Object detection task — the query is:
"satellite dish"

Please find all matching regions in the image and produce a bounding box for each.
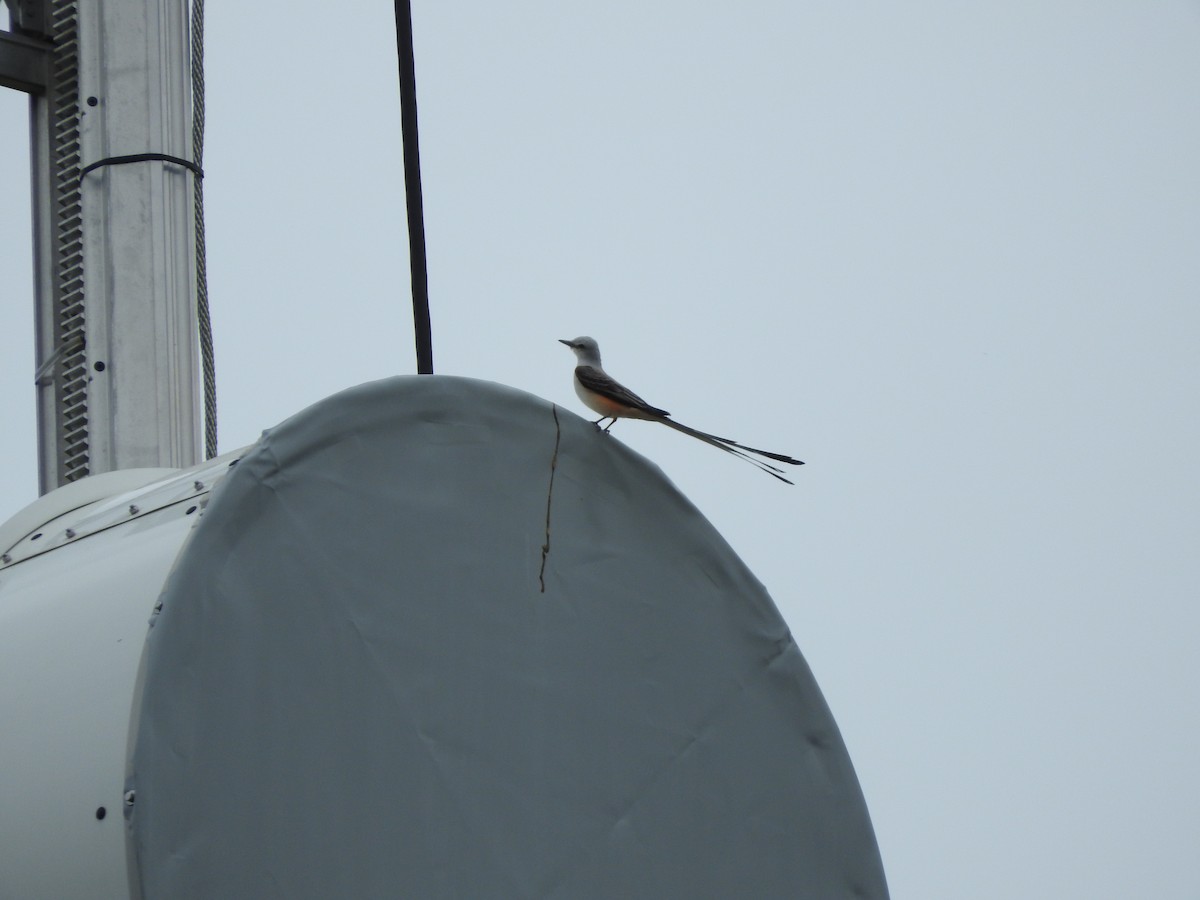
[129,376,887,897]
[1,376,887,898]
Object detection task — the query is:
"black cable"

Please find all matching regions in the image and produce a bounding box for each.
[393,0,434,375]
[78,152,203,181]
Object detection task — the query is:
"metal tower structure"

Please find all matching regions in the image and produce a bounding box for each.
[1,0,201,494]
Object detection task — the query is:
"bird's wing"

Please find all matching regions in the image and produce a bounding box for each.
[575,366,670,417]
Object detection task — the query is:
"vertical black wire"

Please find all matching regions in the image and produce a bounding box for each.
[393,0,434,375]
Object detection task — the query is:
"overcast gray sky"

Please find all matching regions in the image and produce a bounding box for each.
[3,2,1199,897]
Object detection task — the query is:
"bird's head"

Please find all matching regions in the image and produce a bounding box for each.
[559,336,602,367]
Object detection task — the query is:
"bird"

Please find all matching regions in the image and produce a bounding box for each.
[559,336,804,484]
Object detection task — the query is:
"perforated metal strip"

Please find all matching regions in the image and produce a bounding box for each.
[50,0,89,482]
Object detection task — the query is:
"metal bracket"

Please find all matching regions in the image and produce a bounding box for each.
[3,0,51,38]
[0,28,52,93]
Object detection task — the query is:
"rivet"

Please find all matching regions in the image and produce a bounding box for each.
[1,553,11,564]
[129,504,140,515]
[31,533,42,541]
[193,480,205,491]
[185,505,197,515]
[124,790,136,806]
[65,528,76,539]
[95,806,107,820]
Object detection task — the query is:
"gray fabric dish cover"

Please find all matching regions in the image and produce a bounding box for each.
[127,375,888,899]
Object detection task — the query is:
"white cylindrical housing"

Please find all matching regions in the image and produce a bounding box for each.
[0,455,236,899]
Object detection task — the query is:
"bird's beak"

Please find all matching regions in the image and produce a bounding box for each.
[558,339,573,348]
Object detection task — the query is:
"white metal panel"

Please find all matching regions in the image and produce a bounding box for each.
[0,450,242,900]
[0,455,235,569]
[0,506,190,899]
[0,469,175,564]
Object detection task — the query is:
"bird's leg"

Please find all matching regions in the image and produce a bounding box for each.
[591,416,609,431]
[602,419,617,433]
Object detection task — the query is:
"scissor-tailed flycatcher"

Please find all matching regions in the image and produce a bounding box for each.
[559,336,804,484]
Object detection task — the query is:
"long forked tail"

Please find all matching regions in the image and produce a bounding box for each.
[657,418,804,485]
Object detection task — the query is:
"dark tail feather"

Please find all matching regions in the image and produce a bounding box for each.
[726,442,805,467]
[658,418,803,484]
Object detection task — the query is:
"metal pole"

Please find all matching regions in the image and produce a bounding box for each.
[10,0,203,490]
[75,0,201,476]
